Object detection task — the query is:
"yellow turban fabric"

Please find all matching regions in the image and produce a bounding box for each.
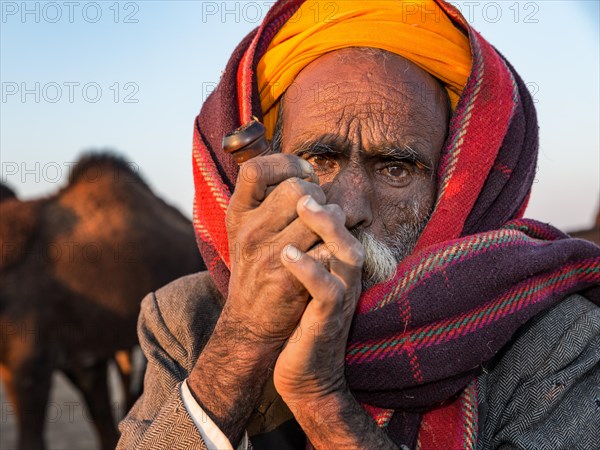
[257,0,473,138]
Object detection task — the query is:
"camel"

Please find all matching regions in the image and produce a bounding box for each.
[0,153,204,449]
[0,183,16,202]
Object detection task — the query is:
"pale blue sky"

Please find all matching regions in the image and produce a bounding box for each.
[1,1,598,231]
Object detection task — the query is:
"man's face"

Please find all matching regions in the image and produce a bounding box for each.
[277,48,449,287]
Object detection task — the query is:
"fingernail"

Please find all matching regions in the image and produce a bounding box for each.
[303,195,322,212]
[299,159,314,175]
[283,244,302,262]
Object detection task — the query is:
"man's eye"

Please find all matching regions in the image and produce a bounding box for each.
[306,155,337,175]
[380,164,410,180]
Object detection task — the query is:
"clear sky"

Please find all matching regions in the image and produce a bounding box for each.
[1,1,598,231]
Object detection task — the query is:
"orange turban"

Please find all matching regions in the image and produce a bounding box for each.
[257,0,473,138]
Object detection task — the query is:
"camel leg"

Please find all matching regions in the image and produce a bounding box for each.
[114,350,133,410]
[130,347,147,405]
[63,360,119,450]
[132,345,148,406]
[114,346,146,412]
[1,354,53,450]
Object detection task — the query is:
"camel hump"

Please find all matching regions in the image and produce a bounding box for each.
[0,183,17,202]
[67,152,149,190]
[0,197,40,272]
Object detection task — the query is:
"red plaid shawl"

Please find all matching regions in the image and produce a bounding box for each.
[191,1,600,448]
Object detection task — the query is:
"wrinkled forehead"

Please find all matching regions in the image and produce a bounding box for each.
[285,49,447,115]
[280,48,450,148]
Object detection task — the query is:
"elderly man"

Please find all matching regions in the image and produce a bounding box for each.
[119,1,600,449]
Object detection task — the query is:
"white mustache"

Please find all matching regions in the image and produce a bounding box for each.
[351,203,430,290]
[352,230,398,289]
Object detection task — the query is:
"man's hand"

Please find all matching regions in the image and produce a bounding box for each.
[274,195,399,449]
[223,154,324,345]
[188,154,327,445]
[273,194,363,401]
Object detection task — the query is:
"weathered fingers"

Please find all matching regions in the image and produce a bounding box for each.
[294,195,365,287]
[231,154,316,209]
[260,177,326,232]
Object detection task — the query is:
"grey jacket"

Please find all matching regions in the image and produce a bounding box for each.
[118,271,600,449]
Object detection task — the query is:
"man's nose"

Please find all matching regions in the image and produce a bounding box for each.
[324,165,373,230]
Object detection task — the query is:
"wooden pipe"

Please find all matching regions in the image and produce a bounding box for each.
[222,117,272,164]
[223,117,318,186]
